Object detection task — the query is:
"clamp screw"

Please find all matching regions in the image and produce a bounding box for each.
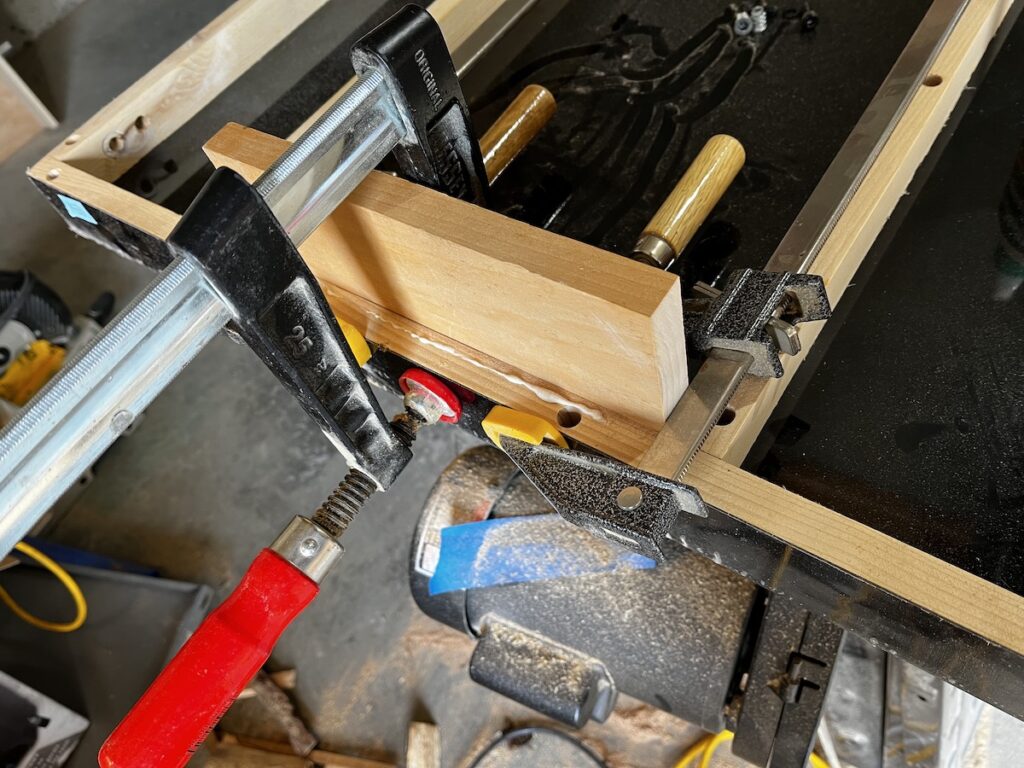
[617,486,643,511]
[733,10,754,36]
[311,369,462,538]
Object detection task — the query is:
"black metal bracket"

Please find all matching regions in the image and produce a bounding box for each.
[500,437,707,562]
[733,597,843,768]
[353,4,489,205]
[169,168,411,488]
[686,269,831,378]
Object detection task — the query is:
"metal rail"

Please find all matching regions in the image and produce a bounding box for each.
[654,0,971,481]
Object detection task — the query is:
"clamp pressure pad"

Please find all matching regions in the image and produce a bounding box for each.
[353,5,488,205]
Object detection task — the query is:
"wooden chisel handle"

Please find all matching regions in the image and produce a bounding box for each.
[633,134,745,268]
[480,84,557,183]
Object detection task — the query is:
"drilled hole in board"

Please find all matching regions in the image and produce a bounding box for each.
[557,408,582,429]
[134,115,151,131]
[922,74,943,87]
[717,407,736,426]
[106,134,125,154]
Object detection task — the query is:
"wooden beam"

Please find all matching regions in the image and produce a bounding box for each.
[406,723,441,768]
[0,57,57,164]
[204,122,687,430]
[52,0,334,180]
[686,451,1024,659]
[700,0,1014,465]
[43,0,535,179]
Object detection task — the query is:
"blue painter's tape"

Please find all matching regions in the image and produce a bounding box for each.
[428,513,656,595]
[57,194,98,225]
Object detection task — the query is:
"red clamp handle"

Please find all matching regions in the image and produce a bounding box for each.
[99,549,318,768]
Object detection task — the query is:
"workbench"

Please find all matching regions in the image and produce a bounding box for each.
[7,0,1024,763]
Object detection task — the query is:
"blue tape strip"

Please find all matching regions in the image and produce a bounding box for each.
[57,194,98,225]
[428,514,655,595]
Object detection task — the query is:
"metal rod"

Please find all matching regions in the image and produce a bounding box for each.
[0,69,410,558]
[256,67,404,243]
[0,257,229,555]
[638,349,752,480]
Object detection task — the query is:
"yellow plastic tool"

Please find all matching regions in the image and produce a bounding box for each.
[482,406,568,449]
[0,340,66,406]
[336,317,372,367]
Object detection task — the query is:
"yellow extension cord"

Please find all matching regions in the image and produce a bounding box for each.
[675,729,830,768]
[0,542,87,632]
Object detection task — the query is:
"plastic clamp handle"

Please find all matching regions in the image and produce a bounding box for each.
[99,549,319,768]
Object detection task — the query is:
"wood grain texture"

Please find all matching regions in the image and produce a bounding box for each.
[406,723,441,768]
[52,0,333,180]
[215,733,394,768]
[641,134,744,253]
[686,451,1024,657]
[205,122,688,428]
[701,0,1014,464]
[0,56,57,164]
[480,84,556,182]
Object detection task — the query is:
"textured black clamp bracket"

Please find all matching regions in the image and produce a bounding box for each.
[688,269,831,378]
[352,4,488,205]
[169,168,412,489]
[500,437,708,562]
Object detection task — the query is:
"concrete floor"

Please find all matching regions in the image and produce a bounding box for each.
[0,1,706,765]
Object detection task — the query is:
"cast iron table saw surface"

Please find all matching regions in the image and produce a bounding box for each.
[758,7,1024,598]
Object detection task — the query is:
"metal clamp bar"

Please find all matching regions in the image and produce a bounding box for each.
[0,256,229,555]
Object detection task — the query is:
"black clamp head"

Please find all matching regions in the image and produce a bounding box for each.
[169,169,412,490]
[687,269,831,378]
[352,5,488,205]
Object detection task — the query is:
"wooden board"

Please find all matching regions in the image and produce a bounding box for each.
[406,723,441,768]
[51,0,333,180]
[46,0,535,178]
[686,451,1024,659]
[0,56,57,164]
[204,122,687,429]
[700,0,1015,465]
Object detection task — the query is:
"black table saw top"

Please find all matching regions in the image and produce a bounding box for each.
[754,5,1024,598]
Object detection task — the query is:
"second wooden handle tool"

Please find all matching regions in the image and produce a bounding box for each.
[632,134,745,269]
[480,84,557,183]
